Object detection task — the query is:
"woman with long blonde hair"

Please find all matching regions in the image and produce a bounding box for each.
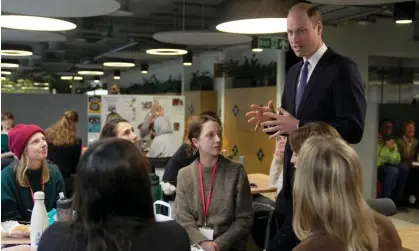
[1,124,65,221]
[45,111,79,146]
[45,111,81,196]
[292,136,401,251]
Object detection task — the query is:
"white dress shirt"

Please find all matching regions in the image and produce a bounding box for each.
[297,43,328,88]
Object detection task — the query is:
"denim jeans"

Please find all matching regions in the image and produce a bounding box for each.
[378,164,409,202]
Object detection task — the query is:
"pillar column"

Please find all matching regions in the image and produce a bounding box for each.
[276,50,286,108]
[182,61,196,94]
[213,52,228,124]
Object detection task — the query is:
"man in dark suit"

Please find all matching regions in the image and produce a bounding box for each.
[246,3,366,251]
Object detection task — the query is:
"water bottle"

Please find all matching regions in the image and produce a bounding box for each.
[30,191,48,248]
[56,192,73,221]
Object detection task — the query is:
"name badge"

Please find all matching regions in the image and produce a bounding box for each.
[199,227,214,240]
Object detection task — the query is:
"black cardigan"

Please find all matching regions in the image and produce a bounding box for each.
[47,139,82,179]
[162,143,198,186]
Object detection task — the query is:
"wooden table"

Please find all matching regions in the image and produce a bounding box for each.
[397,227,419,251]
[248,173,277,195]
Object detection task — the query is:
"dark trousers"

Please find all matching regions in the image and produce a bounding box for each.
[267,192,300,251]
[377,164,409,203]
[406,168,419,203]
[253,194,275,207]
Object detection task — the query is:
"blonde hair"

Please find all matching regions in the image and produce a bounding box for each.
[14,151,50,188]
[45,111,79,146]
[288,122,341,154]
[293,136,378,251]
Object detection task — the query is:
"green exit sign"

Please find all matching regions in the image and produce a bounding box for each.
[258,37,289,51]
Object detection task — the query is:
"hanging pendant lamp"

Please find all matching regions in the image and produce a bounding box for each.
[216,0,295,34]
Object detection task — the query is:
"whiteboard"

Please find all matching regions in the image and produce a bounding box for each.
[96,95,185,143]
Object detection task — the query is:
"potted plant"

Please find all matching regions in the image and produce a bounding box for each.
[164,75,182,93]
[223,54,277,88]
[189,71,214,91]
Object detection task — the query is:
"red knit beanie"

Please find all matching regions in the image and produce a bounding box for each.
[8,124,44,160]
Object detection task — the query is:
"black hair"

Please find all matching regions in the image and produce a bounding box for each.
[100,119,130,139]
[69,138,154,251]
[1,112,14,121]
[1,112,15,130]
[379,118,394,131]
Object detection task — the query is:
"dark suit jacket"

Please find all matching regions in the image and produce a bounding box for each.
[270,48,367,251]
[278,47,366,207]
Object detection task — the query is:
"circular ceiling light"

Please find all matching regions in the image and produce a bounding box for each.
[2,0,120,18]
[77,70,104,76]
[140,64,149,74]
[103,58,135,68]
[146,48,187,56]
[183,52,193,66]
[61,76,83,80]
[1,15,77,31]
[1,44,33,57]
[1,71,12,75]
[34,82,49,86]
[251,36,263,52]
[394,2,415,25]
[1,59,19,68]
[2,29,67,42]
[216,0,289,34]
[114,70,121,80]
[217,18,287,34]
[395,20,413,24]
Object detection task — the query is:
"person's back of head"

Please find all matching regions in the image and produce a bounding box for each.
[288,122,341,154]
[45,111,79,146]
[71,138,154,251]
[293,136,378,251]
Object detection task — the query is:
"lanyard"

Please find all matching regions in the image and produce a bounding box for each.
[198,161,217,227]
[29,180,45,205]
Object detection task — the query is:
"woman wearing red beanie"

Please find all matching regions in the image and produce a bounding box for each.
[1,124,65,221]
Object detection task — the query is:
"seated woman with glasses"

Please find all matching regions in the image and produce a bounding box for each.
[291,136,401,251]
[174,115,253,251]
[38,138,190,251]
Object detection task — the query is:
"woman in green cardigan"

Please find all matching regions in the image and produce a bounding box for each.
[1,124,65,221]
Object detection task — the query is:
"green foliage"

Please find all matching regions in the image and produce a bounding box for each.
[123,74,181,94]
[223,54,277,88]
[189,71,214,91]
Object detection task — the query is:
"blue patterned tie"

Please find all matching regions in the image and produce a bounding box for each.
[295,60,309,113]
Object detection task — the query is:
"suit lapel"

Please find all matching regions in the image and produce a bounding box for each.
[296,48,334,118]
[289,61,303,116]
